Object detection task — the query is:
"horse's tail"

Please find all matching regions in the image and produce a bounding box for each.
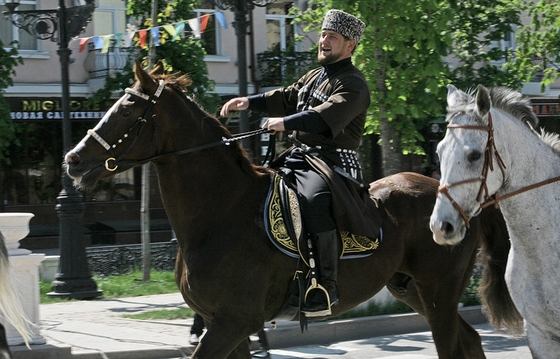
[478,206,524,335]
[0,231,32,346]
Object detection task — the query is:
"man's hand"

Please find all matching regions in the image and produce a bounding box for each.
[262,117,285,135]
[220,97,249,117]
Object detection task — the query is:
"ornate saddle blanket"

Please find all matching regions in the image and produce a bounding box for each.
[264,173,381,260]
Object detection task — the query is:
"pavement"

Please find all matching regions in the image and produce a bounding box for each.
[9,292,531,359]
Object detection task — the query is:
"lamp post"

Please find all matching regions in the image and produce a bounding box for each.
[210,0,276,152]
[3,0,102,299]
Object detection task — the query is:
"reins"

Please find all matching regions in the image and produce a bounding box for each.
[438,111,560,228]
[86,80,273,171]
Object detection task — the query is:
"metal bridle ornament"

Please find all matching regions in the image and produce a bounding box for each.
[437,111,560,228]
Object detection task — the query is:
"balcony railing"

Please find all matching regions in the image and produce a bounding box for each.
[84,40,134,78]
[257,49,317,87]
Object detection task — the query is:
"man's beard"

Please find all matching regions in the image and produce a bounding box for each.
[318,51,340,65]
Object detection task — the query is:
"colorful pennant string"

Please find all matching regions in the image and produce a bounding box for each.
[76,12,228,53]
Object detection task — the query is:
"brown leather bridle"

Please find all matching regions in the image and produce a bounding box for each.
[437,111,560,228]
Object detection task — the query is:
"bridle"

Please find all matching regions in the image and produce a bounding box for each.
[85,79,272,172]
[87,80,166,172]
[437,111,560,228]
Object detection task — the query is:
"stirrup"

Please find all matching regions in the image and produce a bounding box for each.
[302,279,333,317]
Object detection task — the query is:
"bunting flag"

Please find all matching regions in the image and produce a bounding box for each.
[79,37,89,52]
[76,12,229,52]
[163,24,176,38]
[215,11,227,29]
[151,27,160,46]
[199,14,210,33]
[92,36,104,50]
[138,29,147,48]
[114,33,123,48]
[124,31,135,48]
[174,22,185,41]
[102,35,112,53]
[187,18,200,38]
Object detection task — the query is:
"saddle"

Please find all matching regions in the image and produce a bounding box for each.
[264,172,381,262]
[265,171,382,325]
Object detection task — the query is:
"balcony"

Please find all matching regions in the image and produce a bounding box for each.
[256,49,316,87]
[84,40,134,79]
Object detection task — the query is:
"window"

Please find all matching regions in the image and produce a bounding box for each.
[193,0,221,56]
[266,2,299,52]
[489,25,516,66]
[0,0,39,50]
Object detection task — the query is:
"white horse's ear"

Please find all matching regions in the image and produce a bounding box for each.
[475,85,491,120]
[447,84,466,108]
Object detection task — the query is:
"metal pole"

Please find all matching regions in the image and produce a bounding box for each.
[49,0,101,299]
[232,0,251,152]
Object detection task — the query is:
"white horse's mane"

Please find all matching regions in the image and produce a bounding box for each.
[448,86,560,156]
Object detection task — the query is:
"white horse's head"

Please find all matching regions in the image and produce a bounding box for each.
[430,85,507,245]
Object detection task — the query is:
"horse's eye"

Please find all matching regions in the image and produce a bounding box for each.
[467,150,482,162]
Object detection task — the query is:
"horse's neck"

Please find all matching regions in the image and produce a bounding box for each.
[498,118,560,196]
[153,154,269,236]
[495,119,560,262]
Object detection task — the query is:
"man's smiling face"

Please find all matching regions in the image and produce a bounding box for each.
[318,29,355,65]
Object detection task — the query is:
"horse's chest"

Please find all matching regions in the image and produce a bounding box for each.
[506,246,560,333]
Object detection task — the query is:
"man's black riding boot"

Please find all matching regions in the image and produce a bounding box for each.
[302,229,339,315]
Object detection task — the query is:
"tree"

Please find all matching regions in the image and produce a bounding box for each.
[507,0,560,90]
[298,0,452,176]
[0,40,22,163]
[448,0,524,90]
[296,0,524,177]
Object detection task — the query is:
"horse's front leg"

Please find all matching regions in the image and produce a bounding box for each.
[190,313,262,359]
[0,324,12,359]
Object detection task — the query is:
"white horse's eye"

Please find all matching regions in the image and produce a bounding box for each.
[467,150,482,162]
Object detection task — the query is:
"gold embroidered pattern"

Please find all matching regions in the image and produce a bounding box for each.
[269,174,298,252]
[340,232,379,254]
[267,174,379,258]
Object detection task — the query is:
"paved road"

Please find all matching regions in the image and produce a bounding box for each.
[263,324,530,358]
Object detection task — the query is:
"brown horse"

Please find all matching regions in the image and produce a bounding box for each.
[64,62,518,359]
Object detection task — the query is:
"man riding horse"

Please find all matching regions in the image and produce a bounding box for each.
[220,9,379,317]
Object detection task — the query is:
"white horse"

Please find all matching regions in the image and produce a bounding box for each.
[0,232,31,359]
[430,84,560,358]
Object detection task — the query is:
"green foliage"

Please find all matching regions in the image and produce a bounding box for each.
[294,0,526,164]
[92,0,218,113]
[506,0,560,90]
[448,0,524,90]
[0,40,22,162]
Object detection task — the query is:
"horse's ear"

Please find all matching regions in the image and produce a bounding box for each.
[134,59,157,92]
[446,84,467,109]
[475,85,491,119]
[150,60,165,76]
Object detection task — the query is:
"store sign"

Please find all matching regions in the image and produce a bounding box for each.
[6,97,108,122]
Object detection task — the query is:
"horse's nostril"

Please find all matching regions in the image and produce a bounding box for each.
[441,221,454,235]
[66,152,80,164]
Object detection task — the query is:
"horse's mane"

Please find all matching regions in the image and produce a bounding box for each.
[451,86,560,156]
[150,72,269,177]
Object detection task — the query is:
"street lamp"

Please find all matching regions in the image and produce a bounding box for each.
[3,0,102,299]
[211,0,276,152]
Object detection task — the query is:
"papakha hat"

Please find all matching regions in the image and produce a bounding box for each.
[321,9,366,43]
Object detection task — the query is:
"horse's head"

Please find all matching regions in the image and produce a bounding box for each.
[65,60,179,189]
[430,84,506,245]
